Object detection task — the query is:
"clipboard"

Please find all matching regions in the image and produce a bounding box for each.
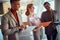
[39,21,52,27]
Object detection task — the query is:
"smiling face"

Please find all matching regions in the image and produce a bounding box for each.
[44,3,51,11]
[11,1,20,11]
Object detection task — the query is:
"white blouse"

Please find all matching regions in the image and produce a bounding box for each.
[28,14,40,26]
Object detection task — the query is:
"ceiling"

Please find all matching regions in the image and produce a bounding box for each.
[0,0,53,3]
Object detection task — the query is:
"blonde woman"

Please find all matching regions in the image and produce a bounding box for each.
[25,4,41,40]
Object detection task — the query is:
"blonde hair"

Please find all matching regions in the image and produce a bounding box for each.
[25,4,33,16]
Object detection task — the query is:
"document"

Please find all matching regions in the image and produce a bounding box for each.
[20,26,36,33]
[19,26,36,36]
[25,26,36,31]
[21,22,37,33]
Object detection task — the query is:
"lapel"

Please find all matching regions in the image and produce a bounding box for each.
[17,11,23,26]
[9,11,18,24]
[9,11,23,26]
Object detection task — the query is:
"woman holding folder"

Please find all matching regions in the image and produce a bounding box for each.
[25,4,42,40]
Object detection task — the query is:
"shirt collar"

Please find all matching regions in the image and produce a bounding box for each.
[10,8,17,14]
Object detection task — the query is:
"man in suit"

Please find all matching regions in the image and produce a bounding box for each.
[1,0,25,40]
[41,2,57,40]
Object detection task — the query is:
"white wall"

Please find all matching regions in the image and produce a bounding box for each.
[55,0,60,40]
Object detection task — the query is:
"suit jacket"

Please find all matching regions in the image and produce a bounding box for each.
[1,11,23,40]
[41,10,57,35]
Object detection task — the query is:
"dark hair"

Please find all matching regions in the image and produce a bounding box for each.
[25,4,33,16]
[44,2,50,6]
[10,0,20,4]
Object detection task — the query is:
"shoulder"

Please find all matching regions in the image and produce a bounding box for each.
[51,10,56,15]
[42,11,47,15]
[2,11,11,18]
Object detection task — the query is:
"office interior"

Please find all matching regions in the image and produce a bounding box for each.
[0,0,60,40]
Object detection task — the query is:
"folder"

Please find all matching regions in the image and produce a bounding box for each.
[39,21,52,27]
[19,26,36,37]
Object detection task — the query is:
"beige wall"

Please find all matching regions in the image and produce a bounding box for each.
[2,2,11,14]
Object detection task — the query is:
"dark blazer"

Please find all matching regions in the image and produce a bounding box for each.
[41,10,57,35]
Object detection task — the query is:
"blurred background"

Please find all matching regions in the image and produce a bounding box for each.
[0,0,60,40]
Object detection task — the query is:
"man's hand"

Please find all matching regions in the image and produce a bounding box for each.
[18,25,26,30]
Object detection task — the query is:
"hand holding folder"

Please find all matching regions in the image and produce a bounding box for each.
[39,21,52,27]
[35,21,52,30]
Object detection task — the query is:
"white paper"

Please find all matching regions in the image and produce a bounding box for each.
[18,26,36,37]
[25,26,36,31]
[20,26,36,34]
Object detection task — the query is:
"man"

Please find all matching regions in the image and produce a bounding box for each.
[41,2,57,40]
[1,0,24,40]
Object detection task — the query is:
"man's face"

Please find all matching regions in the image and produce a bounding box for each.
[12,1,20,11]
[44,3,51,11]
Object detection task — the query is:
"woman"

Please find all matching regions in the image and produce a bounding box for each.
[25,4,41,40]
